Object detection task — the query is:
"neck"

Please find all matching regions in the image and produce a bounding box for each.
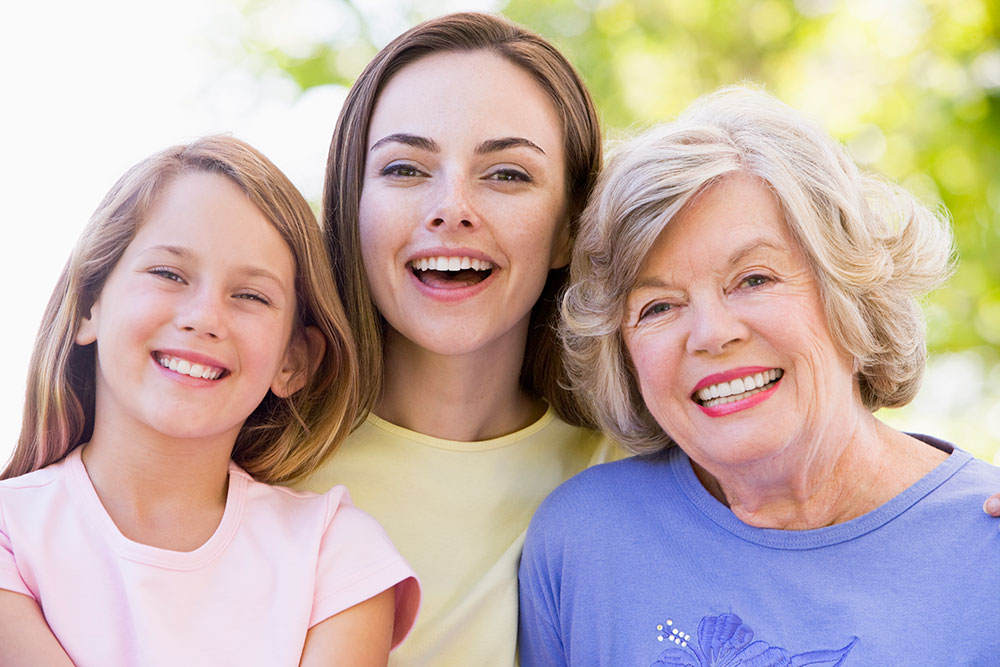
[376,324,546,441]
[693,413,948,530]
[82,414,235,550]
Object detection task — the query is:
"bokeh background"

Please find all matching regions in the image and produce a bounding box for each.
[3,0,999,467]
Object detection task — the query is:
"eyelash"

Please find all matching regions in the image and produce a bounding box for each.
[149,267,184,283]
[740,273,771,289]
[638,302,673,322]
[235,291,271,306]
[380,162,424,178]
[487,168,531,183]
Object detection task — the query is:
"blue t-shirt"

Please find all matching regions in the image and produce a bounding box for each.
[518,435,1000,666]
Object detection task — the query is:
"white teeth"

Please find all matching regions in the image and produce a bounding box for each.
[412,256,494,272]
[156,354,224,380]
[696,369,784,405]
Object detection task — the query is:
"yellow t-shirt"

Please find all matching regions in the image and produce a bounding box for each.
[293,406,617,666]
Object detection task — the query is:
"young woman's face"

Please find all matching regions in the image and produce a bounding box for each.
[76,171,303,443]
[358,50,569,359]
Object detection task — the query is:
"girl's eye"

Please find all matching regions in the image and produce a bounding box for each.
[638,302,672,321]
[487,168,531,183]
[380,162,423,178]
[149,267,184,283]
[235,292,272,306]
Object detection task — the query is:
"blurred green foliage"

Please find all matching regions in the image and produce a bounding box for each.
[238,0,1000,459]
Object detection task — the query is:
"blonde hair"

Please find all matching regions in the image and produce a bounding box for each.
[4,135,358,483]
[562,86,955,454]
[324,11,602,426]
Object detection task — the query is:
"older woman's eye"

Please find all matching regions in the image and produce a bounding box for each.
[638,302,672,321]
[741,274,771,288]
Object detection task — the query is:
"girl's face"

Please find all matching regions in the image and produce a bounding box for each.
[76,171,305,444]
[358,50,570,359]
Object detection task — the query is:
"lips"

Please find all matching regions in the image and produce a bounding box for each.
[407,254,495,288]
[694,368,784,407]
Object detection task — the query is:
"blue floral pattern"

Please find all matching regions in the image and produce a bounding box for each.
[651,613,857,667]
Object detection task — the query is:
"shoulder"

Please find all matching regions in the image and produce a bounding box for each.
[236,467,356,531]
[0,460,67,492]
[0,459,70,516]
[525,449,677,547]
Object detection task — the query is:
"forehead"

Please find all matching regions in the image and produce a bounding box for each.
[638,173,798,278]
[128,171,293,268]
[367,50,564,154]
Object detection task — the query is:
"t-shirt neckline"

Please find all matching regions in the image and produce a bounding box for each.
[366,404,557,451]
[670,434,970,549]
[66,447,247,569]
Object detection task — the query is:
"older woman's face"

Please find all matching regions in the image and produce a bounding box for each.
[621,173,856,470]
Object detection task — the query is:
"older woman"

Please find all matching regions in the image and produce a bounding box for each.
[518,87,1000,665]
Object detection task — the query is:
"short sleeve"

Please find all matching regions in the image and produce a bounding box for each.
[0,499,33,598]
[312,489,420,649]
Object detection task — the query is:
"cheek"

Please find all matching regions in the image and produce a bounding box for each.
[627,334,682,410]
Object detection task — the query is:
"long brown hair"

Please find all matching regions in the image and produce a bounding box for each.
[4,136,359,483]
[323,11,602,427]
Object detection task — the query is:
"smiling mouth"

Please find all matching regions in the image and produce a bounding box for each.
[154,353,228,380]
[409,256,494,288]
[694,369,783,407]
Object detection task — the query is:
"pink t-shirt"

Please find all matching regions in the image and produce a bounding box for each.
[0,447,420,666]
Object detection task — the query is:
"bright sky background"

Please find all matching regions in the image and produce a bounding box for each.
[0,0,490,467]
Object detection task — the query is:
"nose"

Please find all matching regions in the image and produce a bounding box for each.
[426,173,478,230]
[685,296,748,356]
[175,287,227,340]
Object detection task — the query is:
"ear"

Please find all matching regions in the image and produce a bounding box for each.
[75,300,101,346]
[549,213,572,270]
[271,325,326,398]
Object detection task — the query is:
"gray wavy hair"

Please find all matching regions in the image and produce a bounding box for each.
[561,86,955,454]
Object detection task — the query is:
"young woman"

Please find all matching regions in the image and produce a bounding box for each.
[293,12,613,665]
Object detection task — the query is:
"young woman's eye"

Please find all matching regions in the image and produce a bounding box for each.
[149,267,184,283]
[380,162,423,178]
[638,302,672,321]
[487,168,531,183]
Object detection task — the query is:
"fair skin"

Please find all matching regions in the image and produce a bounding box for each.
[359,50,571,441]
[622,173,948,529]
[0,171,392,666]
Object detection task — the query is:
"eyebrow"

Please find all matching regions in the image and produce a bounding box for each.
[475,137,546,155]
[369,133,439,153]
[368,133,546,156]
[628,237,786,293]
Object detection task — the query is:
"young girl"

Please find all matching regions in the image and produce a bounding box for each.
[0,136,419,666]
